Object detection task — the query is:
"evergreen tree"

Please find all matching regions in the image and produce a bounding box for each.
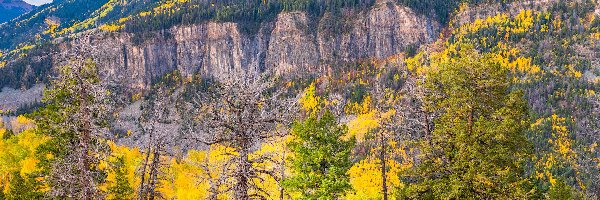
[284,110,356,199]
[400,46,532,199]
[107,157,135,200]
[31,59,114,199]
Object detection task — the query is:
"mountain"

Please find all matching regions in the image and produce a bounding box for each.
[0,0,457,90]
[0,0,600,198]
[0,0,34,23]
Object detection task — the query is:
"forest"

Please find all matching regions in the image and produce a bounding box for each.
[0,0,600,199]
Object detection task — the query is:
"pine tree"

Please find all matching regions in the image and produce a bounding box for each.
[284,110,355,199]
[400,46,532,199]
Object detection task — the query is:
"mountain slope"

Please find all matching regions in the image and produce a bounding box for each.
[0,0,33,23]
[0,0,600,199]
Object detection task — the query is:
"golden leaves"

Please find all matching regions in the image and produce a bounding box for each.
[346,110,378,142]
[299,82,321,114]
[99,24,124,32]
[346,144,413,200]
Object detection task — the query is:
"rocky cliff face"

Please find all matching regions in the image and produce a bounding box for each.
[53,1,439,91]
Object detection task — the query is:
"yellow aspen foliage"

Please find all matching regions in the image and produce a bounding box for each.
[11,115,34,134]
[0,121,5,138]
[100,141,143,198]
[345,95,372,115]
[299,83,321,114]
[346,111,378,142]
[591,32,600,40]
[159,154,210,200]
[43,18,59,36]
[159,144,235,199]
[249,136,293,199]
[513,10,534,34]
[346,159,400,200]
[404,52,424,74]
[344,96,380,141]
[19,158,38,177]
[99,24,124,32]
[346,142,413,200]
[533,114,582,189]
[0,125,47,196]
[139,11,151,17]
[565,64,583,79]
[57,0,122,35]
[586,89,596,97]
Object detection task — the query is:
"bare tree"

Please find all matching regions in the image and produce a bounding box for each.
[136,74,183,200]
[182,74,295,199]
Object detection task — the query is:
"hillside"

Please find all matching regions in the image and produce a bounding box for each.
[0,0,599,199]
[0,0,33,23]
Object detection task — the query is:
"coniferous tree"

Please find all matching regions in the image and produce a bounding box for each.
[400,46,532,199]
[31,59,114,199]
[284,110,355,199]
[106,157,135,200]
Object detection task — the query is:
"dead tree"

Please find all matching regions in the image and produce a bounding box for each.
[136,74,183,200]
[182,75,295,199]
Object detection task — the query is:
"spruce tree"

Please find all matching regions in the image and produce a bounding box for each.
[284,110,356,199]
[107,157,134,200]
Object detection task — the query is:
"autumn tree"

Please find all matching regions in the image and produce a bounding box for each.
[400,46,532,199]
[284,110,355,199]
[530,114,585,199]
[374,89,400,200]
[0,117,46,199]
[183,75,294,199]
[31,59,114,199]
[102,141,144,200]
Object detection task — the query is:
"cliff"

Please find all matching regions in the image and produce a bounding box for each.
[52,1,439,91]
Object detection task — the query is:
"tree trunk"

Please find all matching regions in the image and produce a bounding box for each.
[148,147,161,200]
[279,150,286,200]
[380,130,388,200]
[234,139,250,200]
[79,79,93,200]
[138,139,153,200]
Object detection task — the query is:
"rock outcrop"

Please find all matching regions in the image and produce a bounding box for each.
[53,1,439,91]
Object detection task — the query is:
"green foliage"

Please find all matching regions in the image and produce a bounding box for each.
[30,59,110,198]
[0,0,109,50]
[400,46,532,199]
[284,110,356,199]
[124,0,375,34]
[0,4,30,24]
[0,42,56,89]
[4,171,44,200]
[106,157,135,200]
[547,179,575,200]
